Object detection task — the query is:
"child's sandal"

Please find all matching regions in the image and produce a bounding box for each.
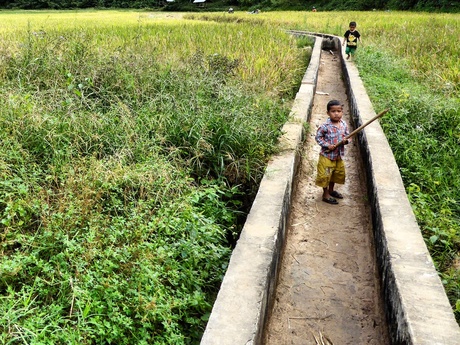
[322,197,338,205]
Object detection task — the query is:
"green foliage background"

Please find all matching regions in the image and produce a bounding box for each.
[0,0,459,11]
[1,7,459,344]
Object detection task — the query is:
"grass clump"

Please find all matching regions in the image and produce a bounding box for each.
[1,157,232,344]
[0,13,311,344]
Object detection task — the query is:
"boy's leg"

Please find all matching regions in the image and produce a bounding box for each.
[328,182,335,194]
[316,156,339,204]
[316,156,331,198]
[322,186,338,204]
[329,159,345,199]
[329,181,344,199]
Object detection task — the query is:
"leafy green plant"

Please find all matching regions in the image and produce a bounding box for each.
[0,11,311,343]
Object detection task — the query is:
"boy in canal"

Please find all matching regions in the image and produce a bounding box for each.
[315,100,350,205]
[342,21,361,60]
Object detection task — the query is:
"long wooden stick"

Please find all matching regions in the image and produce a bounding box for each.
[325,108,389,152]
[345,108,389,140]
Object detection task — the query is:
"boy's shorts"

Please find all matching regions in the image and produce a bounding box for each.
[345,46,357,55]
[315,155,345,187]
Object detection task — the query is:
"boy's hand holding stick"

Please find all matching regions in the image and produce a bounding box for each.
[327,108,389,152]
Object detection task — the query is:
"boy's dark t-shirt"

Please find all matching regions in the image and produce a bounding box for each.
[344,30,360,47]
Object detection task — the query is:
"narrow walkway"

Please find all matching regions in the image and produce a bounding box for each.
[263,52,389,344]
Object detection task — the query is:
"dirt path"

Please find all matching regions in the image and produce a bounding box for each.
[263,52,390,344]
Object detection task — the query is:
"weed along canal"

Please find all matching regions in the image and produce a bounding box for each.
[201,34,460,345]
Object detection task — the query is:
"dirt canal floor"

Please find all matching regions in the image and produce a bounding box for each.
[263,51,390,345]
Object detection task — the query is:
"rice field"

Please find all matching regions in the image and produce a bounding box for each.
[0,9,458,344]
[190,10,459,93]
[0,10,311,344]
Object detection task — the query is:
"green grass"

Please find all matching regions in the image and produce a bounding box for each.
[0,11,311,344]
[1,9,459,343]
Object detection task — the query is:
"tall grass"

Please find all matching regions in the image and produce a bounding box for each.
[195,11,459,93]
[0,10,310,344]
[0,10,305,95]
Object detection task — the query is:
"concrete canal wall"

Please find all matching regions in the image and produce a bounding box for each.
[200,33,460,345]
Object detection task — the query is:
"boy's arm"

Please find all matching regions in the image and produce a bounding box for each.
[340,122,350,145]
[316,126,337,151]
[315,126,330,148]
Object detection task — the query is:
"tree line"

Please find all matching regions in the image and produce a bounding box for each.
[0,0,458,11]
[302,0,459,11]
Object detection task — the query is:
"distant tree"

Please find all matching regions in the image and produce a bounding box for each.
[0,0,457,12]
[387,0,417,10]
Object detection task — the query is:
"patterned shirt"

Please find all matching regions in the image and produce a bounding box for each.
[315,118,349,161]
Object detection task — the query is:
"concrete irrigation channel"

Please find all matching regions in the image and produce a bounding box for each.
[200,33,460,345]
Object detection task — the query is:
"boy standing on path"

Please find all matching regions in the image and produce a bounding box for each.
[315,100,350,205]
[342,21,361,60]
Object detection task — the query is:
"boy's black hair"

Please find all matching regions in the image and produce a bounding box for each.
[349,21,357,27]
[327,100,342,111]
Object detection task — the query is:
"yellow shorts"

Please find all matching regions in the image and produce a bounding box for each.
[315,155,345,187]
